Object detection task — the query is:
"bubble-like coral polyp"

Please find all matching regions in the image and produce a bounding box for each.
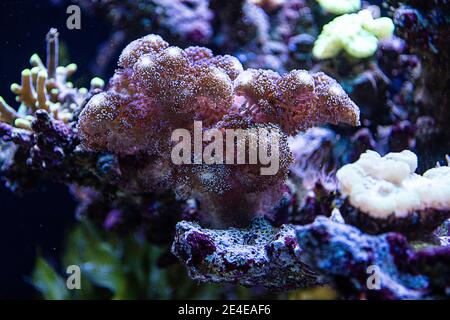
[337,150,450,218]
[316,0,361,15]
[313,9,395,59]
[78,34,360,227]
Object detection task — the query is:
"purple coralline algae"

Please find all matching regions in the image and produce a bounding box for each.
[171,218,320,289]
[296,216,450,299]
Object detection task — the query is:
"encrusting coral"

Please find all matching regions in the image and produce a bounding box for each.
[78,34,360,227]
[313,9,394,59]
[336,150,450,239]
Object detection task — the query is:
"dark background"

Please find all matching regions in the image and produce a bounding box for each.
[0,0,114,299]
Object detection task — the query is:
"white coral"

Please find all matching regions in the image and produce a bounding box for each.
[336,150,450,218]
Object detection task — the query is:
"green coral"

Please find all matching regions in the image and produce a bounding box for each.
[316,0,360,15]
[313,10,395,59]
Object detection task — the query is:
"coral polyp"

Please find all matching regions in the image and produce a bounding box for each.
[336,150,450,238]
[80,34,360,153]
[78,34,360,227]
[234,69,360,134]
[313,9,394,59]
[0,29,102,192]
[316,0,361,15]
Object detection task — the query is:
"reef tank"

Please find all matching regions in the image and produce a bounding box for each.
[0,0,449,304]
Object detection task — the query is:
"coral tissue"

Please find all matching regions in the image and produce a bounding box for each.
[78,34,360,227]
[337,150,450,237]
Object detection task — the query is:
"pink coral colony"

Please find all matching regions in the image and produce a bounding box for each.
[78,34,360,227]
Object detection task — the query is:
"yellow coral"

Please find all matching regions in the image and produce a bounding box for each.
[0,29,102,129]
[313,9,394,59]
[316,0,360,15]
[0,97,19,124]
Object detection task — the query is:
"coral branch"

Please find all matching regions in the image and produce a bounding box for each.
[45,28,59,79]
[0,96,19,124]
